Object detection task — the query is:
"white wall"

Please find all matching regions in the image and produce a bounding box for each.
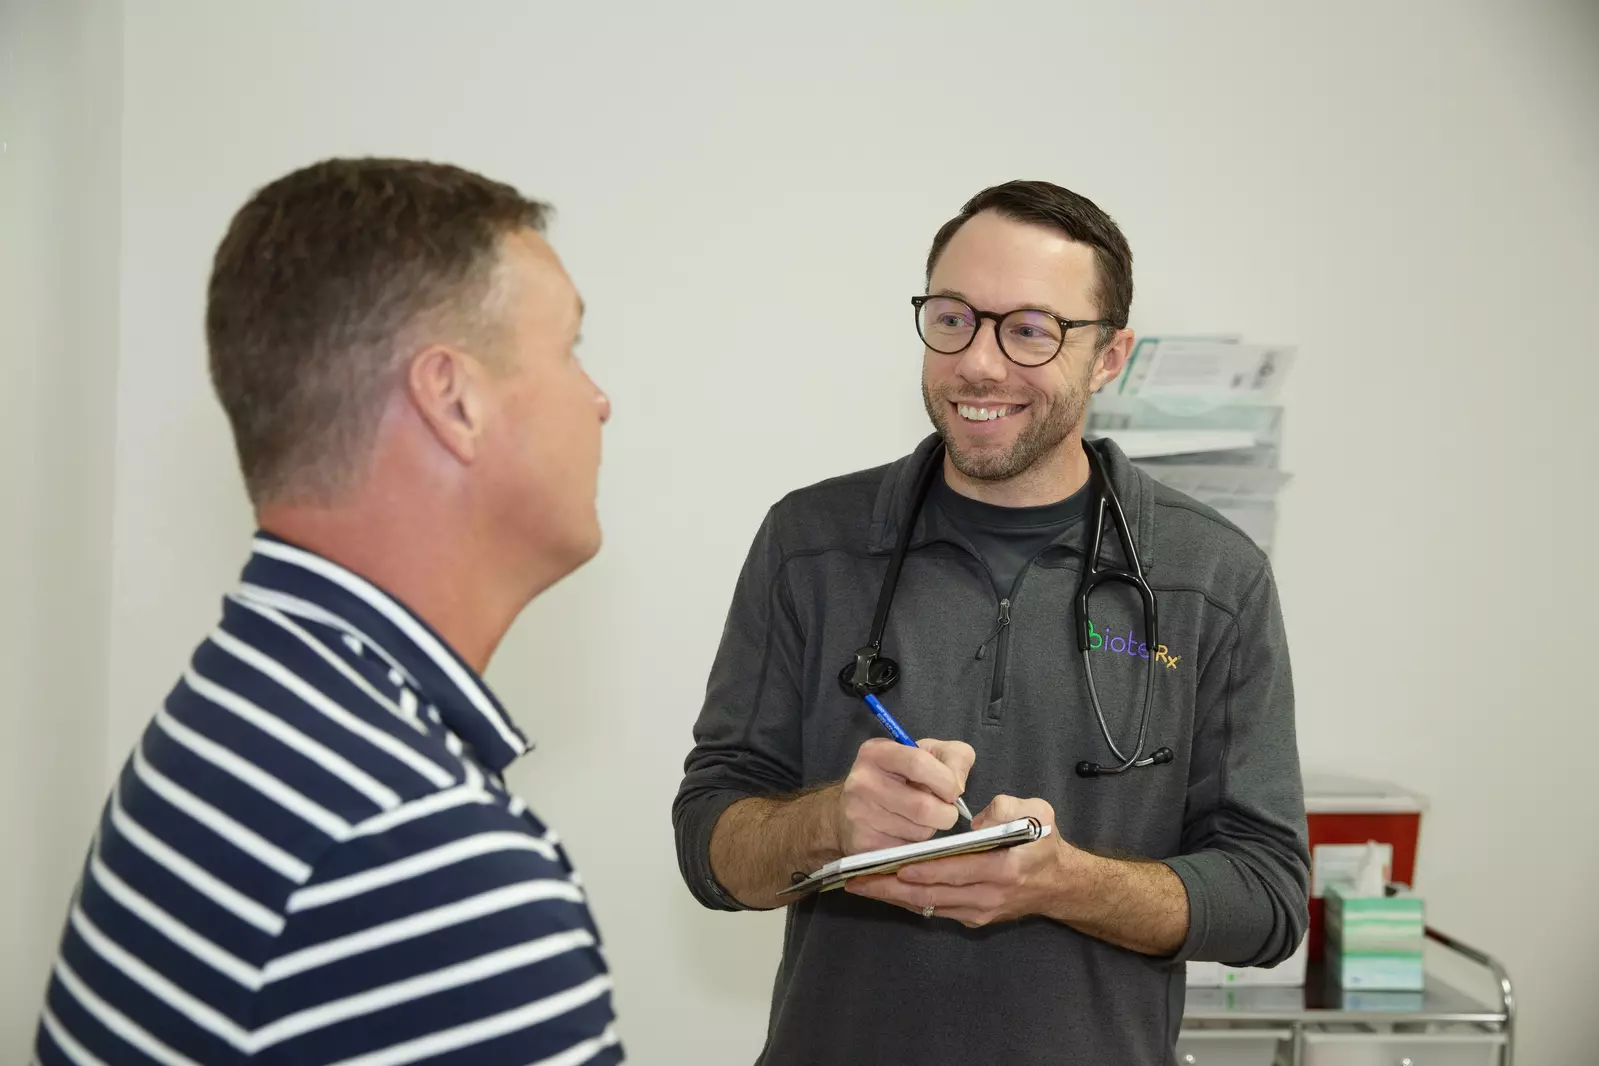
[22,0,1598,1061]
[0,0,122,1049]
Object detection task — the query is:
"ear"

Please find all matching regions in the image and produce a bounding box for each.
[1088,328,1136,394]
[405,344,486,464]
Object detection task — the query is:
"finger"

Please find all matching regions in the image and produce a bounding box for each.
[856,764,960,831]
[973,794,1055,831]
[856,799,941,845]
[848,886,1000,929]
[895,851,1004,887]
[886,788,959,833]
[854,776,959,835]
[866,741,962,802]
[917,739,976,791]
[935,907,992,928]
[844,875,926,914]
[972,794,1022,829]
[848,826,927,854]
[842,874,902,903]
[846,876,992,915]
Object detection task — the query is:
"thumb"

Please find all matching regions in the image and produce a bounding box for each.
[974,794,1057,832]
[973,793,1034,830]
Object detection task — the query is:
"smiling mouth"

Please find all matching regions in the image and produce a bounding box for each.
[954,402,1026,423]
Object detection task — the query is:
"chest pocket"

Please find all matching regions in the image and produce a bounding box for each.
[998,569,1193,759]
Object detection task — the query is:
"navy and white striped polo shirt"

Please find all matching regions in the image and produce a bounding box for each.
[33,534,623,1065]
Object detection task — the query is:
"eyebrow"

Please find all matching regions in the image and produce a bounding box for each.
[934,288,1077,321]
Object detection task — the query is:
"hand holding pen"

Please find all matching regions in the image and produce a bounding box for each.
[863,694,974,824]
[831,694,976,856]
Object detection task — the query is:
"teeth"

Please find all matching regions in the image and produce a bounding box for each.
[958,404,1012,422]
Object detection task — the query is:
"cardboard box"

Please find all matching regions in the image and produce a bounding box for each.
[1184,934,1308,987]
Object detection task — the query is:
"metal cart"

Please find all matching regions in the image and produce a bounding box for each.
[1177,927,1515,1065]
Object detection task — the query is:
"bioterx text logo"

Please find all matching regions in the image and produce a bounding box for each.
[1087,620,1181,669]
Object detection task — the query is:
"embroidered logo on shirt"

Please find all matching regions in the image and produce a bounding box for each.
[1086,619,1181,669]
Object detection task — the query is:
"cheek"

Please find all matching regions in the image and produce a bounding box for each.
[537,376,602,470]
[506,391,546,458]
[491,385,556,488]
[1011,368,1055,401]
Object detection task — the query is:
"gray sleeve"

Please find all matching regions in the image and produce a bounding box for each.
[672,506,808,911]
[1162,563,1311,967]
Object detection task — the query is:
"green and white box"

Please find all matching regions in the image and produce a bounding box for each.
[1324,885,1425,991]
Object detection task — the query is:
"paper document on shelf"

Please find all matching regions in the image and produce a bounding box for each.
[1098,429,1258,460]
[1142,442,1279,468]
[1133,333,1244,345]
[1088,395,1283,435]
[1087,398,1284,465]
[1118,339,1295,410]
[1135,464,1290,504]
[1095,333,1297,557]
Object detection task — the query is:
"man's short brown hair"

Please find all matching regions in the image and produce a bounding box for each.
[926,180,1134,345]
[206,157,549,505]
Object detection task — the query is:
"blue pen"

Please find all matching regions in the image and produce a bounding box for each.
[862,693,974,824]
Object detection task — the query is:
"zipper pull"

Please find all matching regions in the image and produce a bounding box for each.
[976,600,1012,660]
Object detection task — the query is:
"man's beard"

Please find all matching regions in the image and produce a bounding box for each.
[921,366,1094,482]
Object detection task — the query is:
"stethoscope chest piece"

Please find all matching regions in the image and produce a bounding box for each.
[838,645,899,698]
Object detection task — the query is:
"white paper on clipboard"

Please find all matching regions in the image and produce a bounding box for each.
[776,817,1050,897]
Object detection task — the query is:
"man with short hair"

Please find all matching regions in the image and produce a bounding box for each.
[34,158,622,1065]
[674,180,1309,1064]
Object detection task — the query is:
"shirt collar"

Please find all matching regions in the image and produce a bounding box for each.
[238,532,531,772]
[867,432,1159,568]
[930,464,1092,532]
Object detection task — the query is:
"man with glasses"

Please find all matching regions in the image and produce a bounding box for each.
[673,180,1308,1064]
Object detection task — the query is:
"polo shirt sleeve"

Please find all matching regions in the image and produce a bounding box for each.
[672,505,808,911]
[1163,562,1312,969]
[248,798,622,1065]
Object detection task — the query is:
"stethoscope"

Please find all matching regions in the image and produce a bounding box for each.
[838,438,1173,777]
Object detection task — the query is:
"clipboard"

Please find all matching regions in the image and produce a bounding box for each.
[776,816,1050,898]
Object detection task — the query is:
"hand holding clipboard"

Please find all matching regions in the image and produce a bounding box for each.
[808,690,1062,921]
[778,816,1051,897]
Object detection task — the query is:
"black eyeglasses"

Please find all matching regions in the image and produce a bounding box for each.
[912,294,1116,367]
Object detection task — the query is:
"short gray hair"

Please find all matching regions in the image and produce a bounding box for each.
[205,157,549,505]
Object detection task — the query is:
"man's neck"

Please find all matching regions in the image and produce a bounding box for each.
[256,504,526,673]
[942,433,1091,509]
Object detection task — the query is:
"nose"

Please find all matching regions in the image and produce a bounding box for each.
[955,319,1009,383]
[595,387,611,425]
